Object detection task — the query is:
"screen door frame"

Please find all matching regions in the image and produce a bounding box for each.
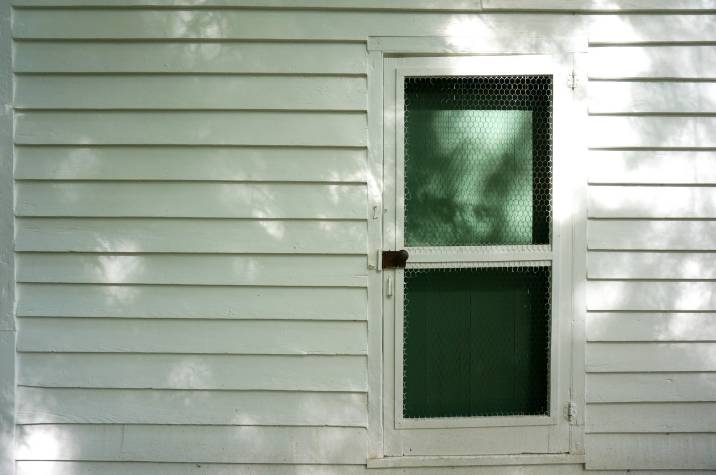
[382,54,574,456]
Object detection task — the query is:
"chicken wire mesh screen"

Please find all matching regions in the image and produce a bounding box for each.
[403,266,551,419]
[400,75,553,419]
[404,75,552,247]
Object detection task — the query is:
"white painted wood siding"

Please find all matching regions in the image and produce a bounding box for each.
[10,2,716,474]
[11,6,372,472]
[585,12,716,471]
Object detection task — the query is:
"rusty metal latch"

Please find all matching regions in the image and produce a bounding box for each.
[382,250,409,269]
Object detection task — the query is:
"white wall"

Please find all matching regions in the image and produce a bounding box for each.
[584,14,716,470]
[7,1,716,473]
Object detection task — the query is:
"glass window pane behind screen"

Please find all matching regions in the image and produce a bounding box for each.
[404,76,552,247]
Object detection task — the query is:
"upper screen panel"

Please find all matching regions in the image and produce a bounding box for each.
[403,75,552,247]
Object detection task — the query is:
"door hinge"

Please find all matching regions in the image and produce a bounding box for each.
[567,71,578,90]
[566,401,577,424]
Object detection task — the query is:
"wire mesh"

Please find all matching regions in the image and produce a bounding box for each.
[402,265,551,419]
[400,74,554,420]
[404,75,553,247]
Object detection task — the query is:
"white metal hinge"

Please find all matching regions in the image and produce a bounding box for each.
[566,401,577,424]
[567,71,578,90]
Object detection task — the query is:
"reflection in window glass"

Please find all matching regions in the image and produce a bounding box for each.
[404,76,552,247]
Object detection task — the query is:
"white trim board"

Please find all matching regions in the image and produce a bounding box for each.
[366,33,588,465]
[368,453,585,468]
[0,0,16,474]
[368,36,588,54]
[384,54,569,454]
[365,49,385,459]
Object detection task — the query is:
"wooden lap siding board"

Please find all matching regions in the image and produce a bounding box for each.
[7,2,716,474]
[11,9,371,471]
[585,12,716,471]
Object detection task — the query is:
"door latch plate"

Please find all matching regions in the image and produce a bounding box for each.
[382,250,409,269]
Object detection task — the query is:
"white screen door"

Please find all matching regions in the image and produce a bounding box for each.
[382,55,573,456]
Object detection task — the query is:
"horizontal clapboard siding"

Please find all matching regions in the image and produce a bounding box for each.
[11,462,594,475]
[589,151,716,185]
[588,281,716,311]
[587,313,716,342]
[589,46,716,79]
[15,9,715,45]
[589,81,716,114]
[12,22,371,470]
[588,116,716,149]
[16,253,367,286]
[17,284,366,319]
[588,220,716,251]
[486,0,716,11]
[587,342,716,372]
[18,353,367,391]
[588,14,716,43]
[14,146,367,182]
[587,373,716,403]
[15,75,367,111]
[588,251,716,279]
[14,41,367,74]
[11,9,580,42]
[16,387,367,426]
[17,318,367,355]
[16,218,367,253]
[12,5,716,473]
[15,182,367,219]
[585,14,716,471]
[15,111,367,146]
[14,462,371,475]
[15,425,368,464]
[587,402,716,433]
[8,0,716,9]
[589,185,716,219]
[585,433,716,470]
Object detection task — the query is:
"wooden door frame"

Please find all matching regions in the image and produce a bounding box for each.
[365,33,588,466]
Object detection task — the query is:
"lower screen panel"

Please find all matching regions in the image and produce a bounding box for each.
[403,266,551,419]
